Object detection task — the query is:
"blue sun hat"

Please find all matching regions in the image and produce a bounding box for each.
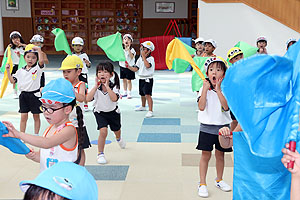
[40,78,75,104]
[19,162,98,199]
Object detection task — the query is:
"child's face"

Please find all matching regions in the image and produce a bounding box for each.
[123,37,132,46]
[207,62,225,87]
[41,103,70,125]
[204,43,215,54]
[72,44,83,53]
[257,41,267,48]
[62,69,81,83]
[229,54,244,64]
[140,46,150,55]
[97,69,112,84]
[25,52,37,67]
[12,37,20,46]
[195,42,202,50]
[32,42,43,47]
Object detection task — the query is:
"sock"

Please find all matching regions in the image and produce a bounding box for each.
[199,183,207,186]
[14,89,17,94]
[216,179,222,183]
[128,91,131,95]
[123,90,127,95]
[116,137,120,141]
[98,152,104,156]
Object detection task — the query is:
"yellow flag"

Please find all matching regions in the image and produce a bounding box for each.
[165,38,205,80]
[0,46,14,98]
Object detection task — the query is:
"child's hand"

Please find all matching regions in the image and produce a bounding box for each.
[282,143,300,176]
[203,79,210,91]
[1,121,21,139]
[31,46,40,51]
[83,58,90,65]
[5,64,10,71]
[215,77,223,92]
[219,127,232,138]
[95,77,100,86]
[25,149,36,160]
[125,45,130,51]
[104,76,110,88]
[15,51,20,57]
[8,44,12,48]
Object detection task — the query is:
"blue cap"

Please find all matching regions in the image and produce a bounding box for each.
[20,162,98,199]
[40,78,75,104]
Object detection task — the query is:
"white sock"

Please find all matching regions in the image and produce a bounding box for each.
[128,91,131,95]
[14,89,17,94]
[123,90,127,95]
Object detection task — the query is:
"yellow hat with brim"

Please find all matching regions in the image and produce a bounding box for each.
[24,44,37,53]
[59,55,83,70]
[227,47,243,61]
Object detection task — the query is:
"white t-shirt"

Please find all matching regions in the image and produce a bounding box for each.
[197,87,232,125]
[69,81,86,127]
[73,53,90,74]
[135,56,155,79]
[93,84,120,112]
[11,47,24,65]
[13,63,43,97]
[119,48,136,68]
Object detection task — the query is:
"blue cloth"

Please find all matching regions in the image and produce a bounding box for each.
[177,37,193,71]
[0,122,30,155]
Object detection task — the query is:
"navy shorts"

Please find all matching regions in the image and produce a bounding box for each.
[120,67,135,80]
[19,91,42,114]
[139,78,153,96]
[94,109,121,131]
[196,131,232,152]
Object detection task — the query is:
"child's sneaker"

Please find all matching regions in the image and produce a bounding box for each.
[97,153,107,164]
[135,106,146,111]
[198,184,209,197]
[118,138,126,149]
[122,91,127,97]
[127,93,132,99]
[214,179,231,192]
[84,104,89,112]
[145,111,153,118]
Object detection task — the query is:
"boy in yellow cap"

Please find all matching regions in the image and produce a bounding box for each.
[59,55,91,166]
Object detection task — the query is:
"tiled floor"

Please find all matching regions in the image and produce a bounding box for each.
[0,58,233,199]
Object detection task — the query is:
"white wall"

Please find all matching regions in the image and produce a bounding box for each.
[0,3,3,55]
[143,0,188,19]
[1,0,31,18]
[198,1,300,57]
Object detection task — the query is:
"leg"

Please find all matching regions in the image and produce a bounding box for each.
[98,127,108,153]
[127,80,132,92]
[199,150,212,185]
[215,149,225,180]
[79,149,86,166]
[141,96,146,107]
[113,129,121,140]
[20,113,29,133]
[123,79,128,93]
[32,114,41,134]
[145,95,153,111]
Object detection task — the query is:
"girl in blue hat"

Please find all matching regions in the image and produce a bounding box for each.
[3,78,84,172]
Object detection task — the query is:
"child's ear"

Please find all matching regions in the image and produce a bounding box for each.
[64,105,73,114]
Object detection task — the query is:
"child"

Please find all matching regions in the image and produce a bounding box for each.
[192,37,205,58]
[71,37,91,112]
[119,34,136,99]
[286,38,297,50]
[2,78,84,172]
[281,143,300,200]
[86,62,125,164]
[30,34,49,92]
[132,41,155,118]
[256,36,268,54]
[197,57,232,197]
[6,44,44,135]
[9,31,26,98]
[202,39,217,57]
[59,55,91,166]
[20,162,98,200]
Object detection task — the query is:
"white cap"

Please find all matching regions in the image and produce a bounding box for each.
[141,41,155,52]
[10,31,21,39]
[123,34,133,41]
[193,37,204,44]
[204,56,227,72]
[286,38,297,46]
[30,34,44,43]
[72,37,84,46]
[256,36,267,43]
[203,39,217,48]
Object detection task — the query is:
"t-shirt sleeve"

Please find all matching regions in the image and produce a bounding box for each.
[147,57,155,68]
[113,86,120,99]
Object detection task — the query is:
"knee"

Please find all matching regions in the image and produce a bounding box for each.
[33,114,40,120]
[201,151,211,161]
[99,128,108,137]
[215,151,225,161]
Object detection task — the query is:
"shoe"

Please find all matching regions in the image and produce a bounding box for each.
[127,93,132,99]
[97,154,107,164]
[198,184,209,198]
[145,111,153,118]
[122,92,127,97]
[215,179,231,192]
[84,104,89,112]
[13,93,18,99]
[118,138,126,149]
[135,106,146,111]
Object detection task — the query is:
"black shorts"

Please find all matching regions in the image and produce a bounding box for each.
[40,72,45,88]
[76,126,91,149]
[139,78,153,96]
[120,67,135,80]
[12,64,18,75]
[94,109,121,131]
[196,131,232,152]
[19,91,42,114]
[79,73,88,84]
[230,110,236,121]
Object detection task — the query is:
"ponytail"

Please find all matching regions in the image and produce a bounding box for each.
[112,70,120,90]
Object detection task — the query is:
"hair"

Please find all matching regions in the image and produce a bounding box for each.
[122,43,133,50]
[96,62,120,89]
[10,35,26,49]
[207,61,227,75]
[23,184,70,200]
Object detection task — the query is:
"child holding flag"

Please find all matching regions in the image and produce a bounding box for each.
[197,57,232,197]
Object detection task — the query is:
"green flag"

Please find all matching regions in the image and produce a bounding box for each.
[51,28,72,55]
[191,57,208,92]
[97,32,125,61]
[227,41,258,66]
[18,54,26,69]
[0,48,8,73]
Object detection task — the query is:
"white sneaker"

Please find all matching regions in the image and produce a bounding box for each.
[198,185,209,197]
[83,104,89,112]
[122,92,127,97]
[135,106,146,111]
[127,93,132,99]
[145,111,153,118]
[97,154,107,164]
[13,93,18,99]
[118,138,126,149]
[215,179,231,192]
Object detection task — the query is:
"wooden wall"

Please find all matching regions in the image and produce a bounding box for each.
[2,17,33,47]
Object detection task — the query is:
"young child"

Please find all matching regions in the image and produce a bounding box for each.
[59,55,91,166]
[202,39,217,57]
[9,31,26,98]
[281,143,300,200]
[86,62,125,164]
[71,37,91,112]
[256,36,268,54]
[30,34,49,92]
[197,57,232,197]
[286,38,297,50]
[2,78,84,172]
[132,41,155,118]
[6,44,44,135]
[192,37,205,58]
[119,34,136,99]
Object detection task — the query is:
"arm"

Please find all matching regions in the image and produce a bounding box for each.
[83,57,91,68]
[128,65,138,72]
[215,77,229,111]
[104,77,118,102]
[42,52,49,65]
[86,77,98,102]
[25,149,40,163]
[141,50,151,68]
[126,46,134,60]
[33,46,45,67]
[75,82,86,102]
[198,81,210,111]
[5,64,16,84]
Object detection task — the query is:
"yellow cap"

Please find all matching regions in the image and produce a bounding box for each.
[59,55,83,70]
[24,44,37,53]
[227,47,243,61]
